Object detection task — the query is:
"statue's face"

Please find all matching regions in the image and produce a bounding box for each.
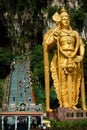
[61,16,70,28]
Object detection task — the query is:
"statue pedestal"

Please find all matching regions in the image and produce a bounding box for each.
[47,108,87,121]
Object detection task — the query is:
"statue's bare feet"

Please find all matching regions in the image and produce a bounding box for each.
[82,106,87,110]
[72,106,79,110]
[47,108,53,112]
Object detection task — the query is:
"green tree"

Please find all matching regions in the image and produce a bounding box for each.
[30,44,44,86]
[0,83,4,107]
[0,47,13,78]
[70,8,84,32]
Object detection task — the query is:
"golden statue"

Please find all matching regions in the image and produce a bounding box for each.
[43,7,86,112]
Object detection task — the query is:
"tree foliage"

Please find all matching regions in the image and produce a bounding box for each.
[30,44,44,86]
[0,83,4,107]
[0,47,13,78]
[70,8,85,32]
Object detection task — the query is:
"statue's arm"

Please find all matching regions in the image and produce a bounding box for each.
[77,37,85,62]
[79,37,85,57]
[43,28,57,49]
[74,31,85,63]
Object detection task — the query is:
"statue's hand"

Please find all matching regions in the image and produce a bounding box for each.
[74,56,83,63]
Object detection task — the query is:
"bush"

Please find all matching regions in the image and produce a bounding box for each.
[50,119,87,129]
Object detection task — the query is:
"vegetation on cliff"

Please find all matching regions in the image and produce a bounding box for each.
[0,0,87,109]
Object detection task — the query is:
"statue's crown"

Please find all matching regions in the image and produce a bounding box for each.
[60,7,69,17]
[52,7,69,22]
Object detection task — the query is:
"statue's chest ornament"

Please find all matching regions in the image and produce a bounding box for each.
[65,35,72,45]
[59,30,73,45]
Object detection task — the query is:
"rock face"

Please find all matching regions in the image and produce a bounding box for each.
[49,0,83,9]
[2,0,87,55]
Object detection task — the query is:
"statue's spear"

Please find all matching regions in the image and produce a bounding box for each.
[43,43,50,112]
[81,62,86,110]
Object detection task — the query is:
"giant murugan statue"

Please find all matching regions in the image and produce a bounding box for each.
[43,7,86,112]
